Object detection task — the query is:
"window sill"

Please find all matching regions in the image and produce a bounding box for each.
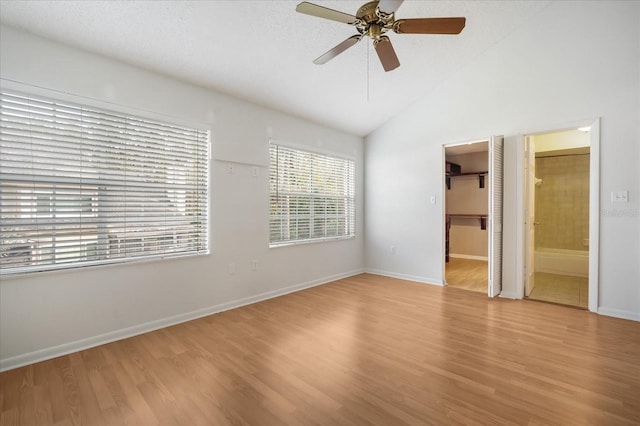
[269,235,355,249]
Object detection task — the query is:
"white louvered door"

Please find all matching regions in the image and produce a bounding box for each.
[488,135,504,297]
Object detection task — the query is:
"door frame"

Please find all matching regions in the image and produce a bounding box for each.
[442,137,500,296]
[524,135,536,298]
[514,118,600,312]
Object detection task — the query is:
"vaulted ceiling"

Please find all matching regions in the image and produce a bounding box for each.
[0,1,551,136]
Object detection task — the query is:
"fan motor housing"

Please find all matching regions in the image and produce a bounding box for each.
[355,1,394,39]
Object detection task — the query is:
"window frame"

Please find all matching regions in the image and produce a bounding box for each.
[268,140,356,248]
[0,83,211,277]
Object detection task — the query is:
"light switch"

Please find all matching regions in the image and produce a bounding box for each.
[611,190,629,203]
[430,196,437,205]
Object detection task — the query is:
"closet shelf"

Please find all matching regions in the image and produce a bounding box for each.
[445,213,488,263]
[446,171,488,189]
[446,214,488,230]
[454,171,488,176]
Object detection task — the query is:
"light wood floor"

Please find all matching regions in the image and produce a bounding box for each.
[445,257,488,293]
[527,272,589,308]
[2,274,640,425]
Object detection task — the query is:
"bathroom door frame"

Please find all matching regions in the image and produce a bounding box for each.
[523,135,536,298]
[514,118,600,312]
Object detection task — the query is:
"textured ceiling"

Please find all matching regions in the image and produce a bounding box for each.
[0,0,551,136]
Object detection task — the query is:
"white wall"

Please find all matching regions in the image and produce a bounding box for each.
[0,26,365,370]
[365,1,640,319]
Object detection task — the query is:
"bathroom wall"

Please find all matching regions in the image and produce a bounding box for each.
[535,129,590,153]
[535,151,590,250]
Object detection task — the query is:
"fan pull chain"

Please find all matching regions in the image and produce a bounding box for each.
[367,41,370,103]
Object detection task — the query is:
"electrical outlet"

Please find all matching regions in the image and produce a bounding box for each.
[611,190,629,203]
[251,166,259,177]
[251,260,257,271]
[228,262,235,275]
[390,245,397,255]
[227,163,234,174]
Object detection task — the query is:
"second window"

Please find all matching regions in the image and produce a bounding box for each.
[269,142,355,246]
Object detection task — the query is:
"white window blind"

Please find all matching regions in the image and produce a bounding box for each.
[269,143,355,246]
[0,90,209,275]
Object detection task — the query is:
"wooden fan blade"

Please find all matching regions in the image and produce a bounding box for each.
[296,2,359,25]
[374,36,400,72]
[377,0,404,15]
[394,17,466,34]
[313,35,363,65]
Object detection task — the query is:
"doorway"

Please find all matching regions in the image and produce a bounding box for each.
[443,136,503,297]
[523,128,594,309]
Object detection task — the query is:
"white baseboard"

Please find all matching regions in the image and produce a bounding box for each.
[0,269,365,373]
[365,269,444,286]
[450,254,489,261]
[597,307,640,322]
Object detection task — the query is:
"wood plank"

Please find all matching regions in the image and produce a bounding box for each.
[1,273,639,425]
[446,257,488,292]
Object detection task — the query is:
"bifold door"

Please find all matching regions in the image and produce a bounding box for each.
[488,135,504,297]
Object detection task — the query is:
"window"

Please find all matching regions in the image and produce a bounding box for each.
[0,90,209,275]
[269,142,355,246]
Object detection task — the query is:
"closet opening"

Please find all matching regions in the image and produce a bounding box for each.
[443,137,503,297]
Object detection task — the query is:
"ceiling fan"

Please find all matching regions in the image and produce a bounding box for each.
[296,0,466,72]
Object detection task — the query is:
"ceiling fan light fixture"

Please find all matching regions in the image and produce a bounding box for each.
[375,7,394,22]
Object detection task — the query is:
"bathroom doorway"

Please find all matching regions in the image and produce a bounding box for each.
[443,136,503,297]
[523,128,591,308]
